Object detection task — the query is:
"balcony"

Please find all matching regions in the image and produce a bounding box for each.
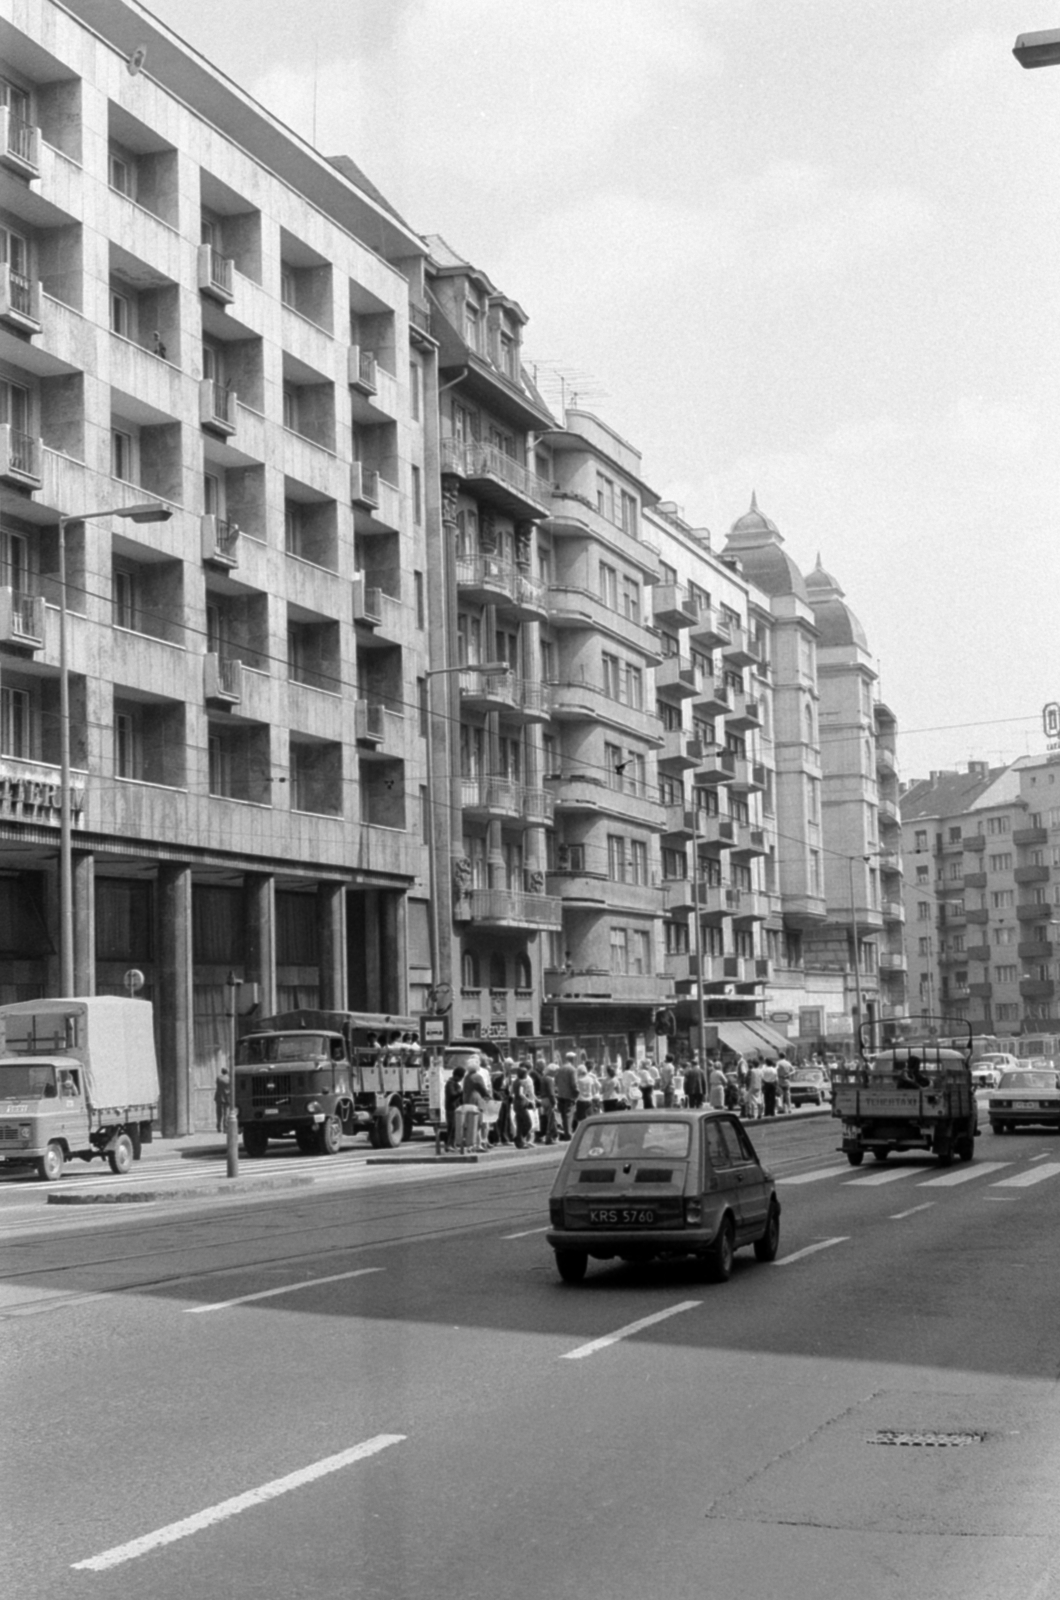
[662,876,697,915]
[1019,978,1056,1000]
[963,834,985,852]
[658,731,703,774]
[551,774,663,830]
[1013,826,1048,847]
[0,426,42,488]
[547,870,609,907]
[348,345,378,395]
[695,813,736,850]
[197,244,235,305]
[968,981,992,1000]
[693,747,736,786]
[547,679,662,744]
[200,379,237,437]
[881,898,905,921]
[730,759,766,793]
[965,944,991,963]
[876,746,897,777]
[465,888,561,930]
[691,679,731,717]
[655,654,698,700]
[458,666,515,712]
[688,604,731,651]
[204,652,243,706]
[721,626,759,667]
[0,588,44,652]
[879,952,908,972]
[730,890,769,925]
[962,873,987,891]
[0,264,41,335]
[730,825,767,859]
[661,806,694,843]
[460,777,555,825]
[1014,864,1050,884]
[1016,902,1052,922]
[351,575,382,627]
[1,109,39,178]
[544,968,673,1004]
[878,850,902,873]
[1018,940,1054,960]
[201,514,240,569]
[652,583,698,629]
[455,550,513,606]
[440,436,550,519]
[877,797,900,827]
[354,699,403,755]
[698,883,744,921]
[727,693,762,732]
[409,299,433,344]
[351,461,379,509]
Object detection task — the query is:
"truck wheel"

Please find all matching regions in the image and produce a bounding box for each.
[36,1142,64,1182]
[956,1133,975,1162]
[243,1125,269,1158]
[846,1149,864,1167]
[129,1124,143,1161]
[934,1135,954,1167]
[107,1134,134,1175]
[317,1115,343,1155]
[375,1102,404,1150]
[295,1131,317,1154]
[555,1249,588,1284]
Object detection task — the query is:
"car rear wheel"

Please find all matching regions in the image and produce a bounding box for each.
[753,1201,780,1263]
[990,1121,1006,1135]
[555,1249,588,1285]
[846,1148,864,1167]
[704,1216,735,1282]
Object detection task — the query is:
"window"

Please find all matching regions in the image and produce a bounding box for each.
[109,147,134,199]
[916,865,929,883]
[622,576,640,623]
[208,734,231,797]
[602,653,621,699]
[629,840,648,885]
[621,491,637,536]
[610,926,628,974]
[599,563,618,609]
[282,381,299,432]
[0,685,31,757]
[0,379,30,439]
[409,360,422,422]
[917,901,931,921]
[991,890,1014,908]
[607,836,626,883]
[993,925,1015,945]
[949,826,962,843]
[463,301,481,352]
[915,829,928,852]
[630,929,650,974]
[110,288,131,338]
[809,849,821,896]
[989,853,1012,872]
[411,465,422,525]
[918,936,931,956]
[596,472,617,523]
[662,847,686,881]
[280,267,296,308]
[995,965,1017,983]
[987,816,1010,836]
[665,920,689,955]
[414,571,425,630]
[115,711,140,779]
[0,529,29,594]
[111,428,134,483]
[626,665,643,710]
[112,564,137,630]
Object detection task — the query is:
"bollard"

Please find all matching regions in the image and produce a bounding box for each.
[226,1102,239,1178]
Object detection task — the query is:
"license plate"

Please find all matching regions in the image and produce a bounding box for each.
[1013,1100,1040,1110]
[589,1207,656,1226]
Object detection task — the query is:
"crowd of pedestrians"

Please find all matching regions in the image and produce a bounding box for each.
[444,1043,821,1150]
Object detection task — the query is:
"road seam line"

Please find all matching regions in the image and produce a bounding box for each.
[561,1300,701,1360]
[890,1202,934,1219]
[773,1237,849,1266]
[184,1266,383,1314]
[72,1435,406,1571]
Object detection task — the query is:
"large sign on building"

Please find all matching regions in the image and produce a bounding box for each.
[0,767,84,822]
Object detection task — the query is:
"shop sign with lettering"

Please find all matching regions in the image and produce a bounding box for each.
[0,767,84,821]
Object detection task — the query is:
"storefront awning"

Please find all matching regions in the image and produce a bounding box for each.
[715,1021,773,1059]
[742,1019,792,1056]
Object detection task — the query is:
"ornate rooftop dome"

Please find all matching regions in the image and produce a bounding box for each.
[722,493,808,601]
[805,554,868,649]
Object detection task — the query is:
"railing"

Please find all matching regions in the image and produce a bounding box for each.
[4,112,39,170]
[514,571,546,611]
[1,427,40,480]
[351,462,380,507]
[11,592,40,637]
[440,436,550,508]
[409,301,432,337]
[467,888,561,927]
[350,346,378,392]
[3,266,35,320]
[202,380,235,429]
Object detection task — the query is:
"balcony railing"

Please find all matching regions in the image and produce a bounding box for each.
[0,588,45,650]
[349,346,378,394]
[465,888,562,929]
[200,379,237,435]
[204,652,243,704]
[197,244,234,303]
[0,426,42,486]
[0,264,40,331]
[440,436,550,513]
[409,300,432,338]
[351,462,380,508]
[1,110,39,176]
[201,514,240,568]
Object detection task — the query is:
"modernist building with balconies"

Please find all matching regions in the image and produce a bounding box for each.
[0,0,433,1130]
[902,753,1060,1041]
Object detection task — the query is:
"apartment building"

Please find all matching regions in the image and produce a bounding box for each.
[0,0,432,1129]
[902,755,1060,1038]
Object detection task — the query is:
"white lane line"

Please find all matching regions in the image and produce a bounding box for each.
[891,1202,934,1220]
[184,1266,382,1314]
[72,1435,405,1571]
[561,1300,701,1361]
[991,1162,1060,1189]
[918,1162,1010,1188]
[502,1225,550,1239]
[782,1167,847,1185]
[773,1237,849,1267]
[844,1167,917,1186]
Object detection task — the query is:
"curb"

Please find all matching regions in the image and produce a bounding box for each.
[46,1175,317,1206]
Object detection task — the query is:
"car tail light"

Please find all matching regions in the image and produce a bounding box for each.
[549,1198,564,1226]
[684,1197,702,1226]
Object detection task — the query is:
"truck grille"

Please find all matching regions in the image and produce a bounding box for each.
[0,1124,22,1142]
[249,1074,294,1108]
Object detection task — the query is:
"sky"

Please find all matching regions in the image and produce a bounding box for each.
[145,0,1060,781]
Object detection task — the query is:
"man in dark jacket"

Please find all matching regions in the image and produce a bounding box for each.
[684,1056,707,1109]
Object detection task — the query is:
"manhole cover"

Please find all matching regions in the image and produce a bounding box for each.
[868,1430,985,1448]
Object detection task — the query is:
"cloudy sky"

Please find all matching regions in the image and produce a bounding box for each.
[147,0,1060,779]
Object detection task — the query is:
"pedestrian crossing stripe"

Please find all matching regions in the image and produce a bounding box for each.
[783,1159,1060,1190]
[991,1162,1060,1188]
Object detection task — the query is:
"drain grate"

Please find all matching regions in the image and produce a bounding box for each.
[868,1429,986,1448]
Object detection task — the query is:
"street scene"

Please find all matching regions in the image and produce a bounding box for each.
[2,0,1059,1593]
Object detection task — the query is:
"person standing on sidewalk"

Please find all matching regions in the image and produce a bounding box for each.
[214,1065,230,1133]
[761,1057,779,1118]
[776,1052,795,1114]
[684,1056,706,1109]
[554,1052,579,1140]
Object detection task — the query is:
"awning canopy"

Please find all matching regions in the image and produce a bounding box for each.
[743,1019,792,1056]
[715,1021,775,1059]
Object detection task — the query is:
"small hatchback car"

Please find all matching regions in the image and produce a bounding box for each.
[546,1110,780,1284]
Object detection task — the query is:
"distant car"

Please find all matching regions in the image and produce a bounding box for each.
[545,1110,780,1285]
[988,1069,1060,1134]
[789,1067,830,1106]
[972,1066,1001,1090]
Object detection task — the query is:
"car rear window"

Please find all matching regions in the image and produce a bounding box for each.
[997,1071,1056,1091]
[574,1121,691,1160]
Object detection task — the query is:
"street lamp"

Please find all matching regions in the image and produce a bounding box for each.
[690,788,709,1064]
[847,852,867,1053]
[57,502,172,994]
[1013,28,1060,68]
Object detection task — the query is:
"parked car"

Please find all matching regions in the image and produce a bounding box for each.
[789,1067,830,1106]
[545,1110,780,1285]
[988,1069,1060,1134]
[974,1053,1018,1090]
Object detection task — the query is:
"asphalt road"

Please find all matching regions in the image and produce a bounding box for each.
[3,1115,1059,1600]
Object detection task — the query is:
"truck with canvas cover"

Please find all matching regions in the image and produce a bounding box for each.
[0,996,160,1181]
[831,1019,978,1167]
[234,1010,423,1157]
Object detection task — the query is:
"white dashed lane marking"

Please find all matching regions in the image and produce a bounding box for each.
[561,1301,701,1360]
[773,1237,849,1267]
[185,1266,383,1314]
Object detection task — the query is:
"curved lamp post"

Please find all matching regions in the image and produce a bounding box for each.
[57,502,172,994]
